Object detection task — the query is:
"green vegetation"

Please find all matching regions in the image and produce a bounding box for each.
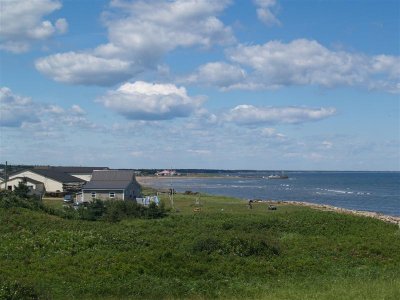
[0,189,399,299]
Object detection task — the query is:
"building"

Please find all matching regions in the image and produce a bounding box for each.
[4,169,85,193]
[0,176,45,197]
[155,169,177,176]
[81,170,141,202]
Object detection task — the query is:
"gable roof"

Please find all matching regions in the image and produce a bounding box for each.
[83,170,135,190]
[10,169,84,183]
[5,176,44,185]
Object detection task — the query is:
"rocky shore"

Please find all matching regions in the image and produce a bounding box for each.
[272,200,400,225]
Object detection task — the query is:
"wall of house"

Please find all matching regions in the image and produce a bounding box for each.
[0,177,37,191]
[82,190,124,202]
[8,171,63,192]
[124,178,141,200]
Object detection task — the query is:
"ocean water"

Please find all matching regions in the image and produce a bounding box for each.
[141,172,400,216]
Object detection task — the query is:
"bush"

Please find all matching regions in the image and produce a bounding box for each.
[0,280,40,300]
[0,191,43,211]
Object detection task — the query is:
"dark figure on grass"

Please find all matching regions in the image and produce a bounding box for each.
[248,200,253,209]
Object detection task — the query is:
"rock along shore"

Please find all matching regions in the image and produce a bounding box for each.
[272,200,400,225]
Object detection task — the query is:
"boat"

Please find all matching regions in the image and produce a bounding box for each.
[267,172,288,179]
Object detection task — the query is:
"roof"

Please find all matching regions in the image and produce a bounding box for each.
[34,166,108,174]
[10,169,84,183]
[83,170,135,190]
[5,176,44,185]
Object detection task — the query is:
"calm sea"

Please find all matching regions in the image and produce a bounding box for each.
[141,172,400,216]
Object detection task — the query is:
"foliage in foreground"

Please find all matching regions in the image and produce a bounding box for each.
[0,192,399,299]
[0,190,167,223]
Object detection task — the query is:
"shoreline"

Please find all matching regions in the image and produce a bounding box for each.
[268,200,400,225]
[137,176,400,225]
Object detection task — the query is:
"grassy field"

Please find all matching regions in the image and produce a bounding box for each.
[1,190,399,299]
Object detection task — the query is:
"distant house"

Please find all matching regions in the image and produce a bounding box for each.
[155,169,177,176]
[5,169,85,193]
[80,170,141,202]
[0,176,45,196]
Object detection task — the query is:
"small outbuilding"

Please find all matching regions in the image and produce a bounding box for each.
[81,170,141,202]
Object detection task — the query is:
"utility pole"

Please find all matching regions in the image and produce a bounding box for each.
[4,161,7,191]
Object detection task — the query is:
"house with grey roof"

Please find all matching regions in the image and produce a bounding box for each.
[4,169,85,193]
[80,170,141,202]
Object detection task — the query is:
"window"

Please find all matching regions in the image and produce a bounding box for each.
[109,192,115,198]
[91,192,96,198]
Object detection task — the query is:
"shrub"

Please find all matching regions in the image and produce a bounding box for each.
[0,280,40,300]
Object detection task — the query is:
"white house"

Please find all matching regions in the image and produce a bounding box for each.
[5,169,84,193]
[0,176,45,197]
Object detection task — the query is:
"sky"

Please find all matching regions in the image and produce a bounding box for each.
[0,0,399,171]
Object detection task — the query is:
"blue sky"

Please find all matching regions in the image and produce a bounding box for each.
[0,0,399,171]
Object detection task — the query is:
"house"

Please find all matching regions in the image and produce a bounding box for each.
[81,170,141,202]
[155,169,177,176]
[4,169,85,193]
[0,176,45,197]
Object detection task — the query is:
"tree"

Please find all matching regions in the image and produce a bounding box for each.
[14,181,30,198]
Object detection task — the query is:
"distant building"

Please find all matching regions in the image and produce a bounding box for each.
[80,170,141,202]
[0,176,45,197]
[3,169,85,193]
[155,169,177,176]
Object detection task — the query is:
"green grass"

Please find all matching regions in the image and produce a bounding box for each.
[1,192,399,299]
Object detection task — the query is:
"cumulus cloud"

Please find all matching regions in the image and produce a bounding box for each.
[226,39,400,92]
[0,87,96,131]
[187,39,399,92]
[99,81,203,120]
[70,104,85,115]
[254,0,280,26]
[224,105,336,125]
[35,52,136,86]
[36,0,234,85]
[0,87,40,126]
[0,0,68,53]
[184,62,246,89]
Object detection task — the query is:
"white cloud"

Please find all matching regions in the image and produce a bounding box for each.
[224,105,336,125]
[0,87,97,132]
[70,104,85,115]
[99,81,203,120]
[36,0,234,86]
[254,0,280,26]
[0,0,68,53]
[184,62,246,89]
[261,127,286,139]
[35,52,136,86]
[226,39,400,92]
[187,149,212,155]
[0,87,40,126]
[321,141,333,149]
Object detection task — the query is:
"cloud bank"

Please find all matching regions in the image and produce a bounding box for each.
[35,0,234,86]
[224,105,336,125]
[188,39,400,93]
